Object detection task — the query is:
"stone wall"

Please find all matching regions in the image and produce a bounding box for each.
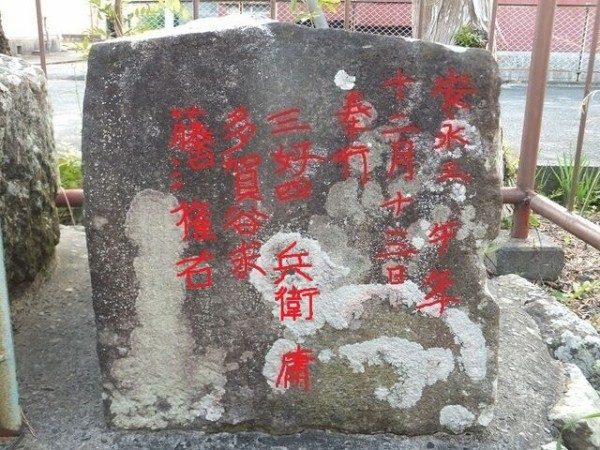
[0,55,60,289]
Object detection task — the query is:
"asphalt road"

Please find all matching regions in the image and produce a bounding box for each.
[45,60,600,166]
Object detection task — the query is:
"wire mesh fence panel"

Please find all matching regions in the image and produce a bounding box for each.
[349,0,412,37]
[495,3,599,83]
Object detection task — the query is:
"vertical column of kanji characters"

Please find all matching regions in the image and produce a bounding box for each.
[169,106,217,289]
[267,108,324,202]
[415,68,478,315]
[377,70,421,286]
[333,91,375,185]
[273,241,319,391]
[222,107,268,281]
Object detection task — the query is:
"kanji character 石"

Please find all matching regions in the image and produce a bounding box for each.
[274,241,313,285]
[169,106,215,171]
[224,206,269,237]
[267,108,311,135]
[275,286,320,321]
[228,240,266,280]
[428,220,460,255]
[437,161,472,183]
[276,345,315,391]
[176,250,214,290]
[170,200,216,242]
[335,91,374,140]
[434,122,470,151]
[332,144,370,185]
[223,106,256,158]
[380,191,414,217]
[382,69,415,103]
[416,269,459,315]
[431,68,477,118]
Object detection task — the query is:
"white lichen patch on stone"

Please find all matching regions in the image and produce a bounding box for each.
[109,189,228,428]
[457,205,488,241]
[251,233,429,339]
[450,183,467,203]
[262,338,298,391]
[336,337,454,408]
[325,178,366,224]
[439,405,475,433]
[334,70,356,90]
[444,309,487,382]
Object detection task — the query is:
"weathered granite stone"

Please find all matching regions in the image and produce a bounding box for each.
[83,16,502,434]
[0,55,59,289]
[494,274,600,390]
[549,364,600,450]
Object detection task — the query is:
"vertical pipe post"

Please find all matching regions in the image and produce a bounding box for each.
[193,0,199,19]
[567,0,600,212]
[416,0,425,39]
[270,0,277,20]
[35,0,47,77]
[344,0,350,30]
[511,0,557,238]
[488,0,499,53]
[0,228,21,436]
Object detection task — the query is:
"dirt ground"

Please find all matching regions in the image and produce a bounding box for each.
[536,211,600,330]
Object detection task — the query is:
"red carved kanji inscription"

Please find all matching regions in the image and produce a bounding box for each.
[170,106,215,171]
[276,345,315,391]
[176,250,214,290]
[416,269,459,315]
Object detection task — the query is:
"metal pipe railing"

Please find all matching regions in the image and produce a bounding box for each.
[511,0,557,239]
[0,229,21,436]
[567,0,600,212]
[35,0,47,77]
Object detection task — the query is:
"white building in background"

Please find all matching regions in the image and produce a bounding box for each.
[1,0,97,55]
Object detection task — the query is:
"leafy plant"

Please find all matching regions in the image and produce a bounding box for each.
[58,155,83,189]
[502,144,518,186]
[557,412,600,449]
[291,0,341,27]
[71,0,188,57]
[550,154,600,215]
[566,280,600,301]
[453,24,487,49]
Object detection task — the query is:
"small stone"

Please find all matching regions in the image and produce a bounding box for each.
[549,364,600,450]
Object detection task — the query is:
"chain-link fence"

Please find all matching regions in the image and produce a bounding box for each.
[115,0,599,83]
[496,3,599,83]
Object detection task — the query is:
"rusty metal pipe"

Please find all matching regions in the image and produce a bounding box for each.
[501,187,526,204]
[344,0,351,30]
[35,0,47,77]
[55,189,84,208]
[511,0,557,238]
[416,0,425,39]
[567,0,600,212]
[193,0,199,19]
[529,191,600,251]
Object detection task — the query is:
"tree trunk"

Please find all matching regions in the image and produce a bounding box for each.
[114,0,124,37]
[413,0,489,45]
[306,0,329,29]
[0,12,11,56]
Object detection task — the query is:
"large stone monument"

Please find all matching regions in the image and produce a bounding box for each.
[83,16,501,435]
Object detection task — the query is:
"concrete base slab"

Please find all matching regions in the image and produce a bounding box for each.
[485,229,565,281]
[6,227,567,449]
